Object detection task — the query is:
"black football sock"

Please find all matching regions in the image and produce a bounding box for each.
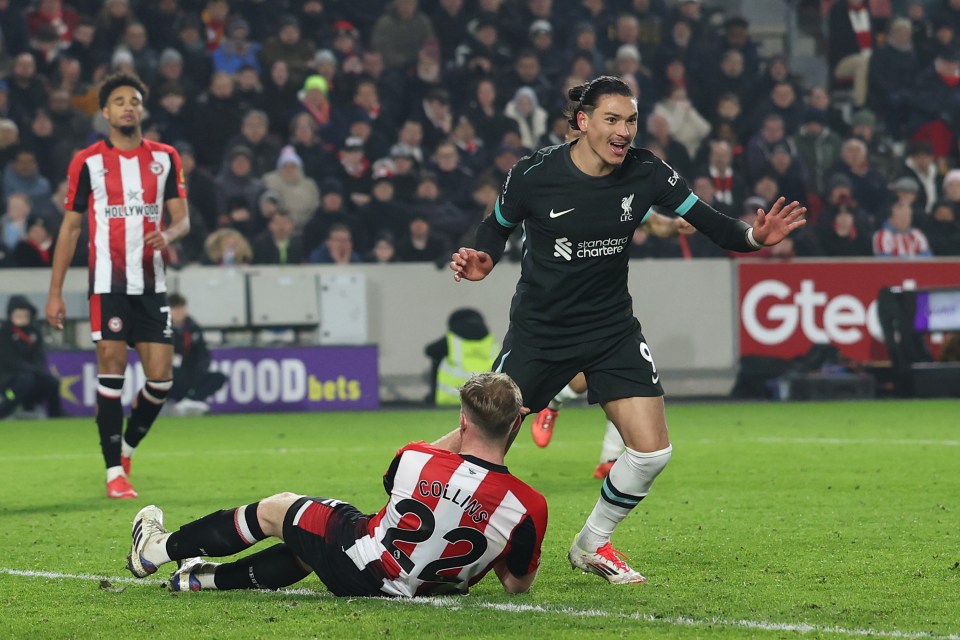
[124,379,172,449]
[213,544,310,590]
[166,503,266,559]
[96,376,125,469]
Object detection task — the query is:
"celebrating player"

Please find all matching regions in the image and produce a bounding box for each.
[450,76,805,584]
[45,73,190,499]
[126,372,547,597]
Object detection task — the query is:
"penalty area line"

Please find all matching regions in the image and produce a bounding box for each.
[2,568,958,640]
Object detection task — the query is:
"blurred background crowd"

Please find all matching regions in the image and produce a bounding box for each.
[1,0,960,270]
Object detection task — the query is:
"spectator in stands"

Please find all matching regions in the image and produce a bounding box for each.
[868,17,918,135]
[849,108,897,180]
[411,172,467,244]
[252,209,304,265]
[30,24,64,80]
[296,74,342,146]
[565,22,608,82]
[7,53,47,128]
[263,145,320,231]
[122,21,158,85]
[11,215,54,267]
[95,0,132,54]
[204,228,253,266]
[898,140,939,215]
[924,201,960,255]
[396,212,448,263]
[64,18,103,83]
[189,71,242,169]
[504,87,548,151]
[745,113,792,182]
[303,177,358,254]
[942,169,960,204]
[465,78,518,151]
[431,141,474,210]
[430,0,470,61]
[887,175,923,219]
[336,136,374,208]
[309,222,362,264]
[873,200,932,257]
[652,86,711,158]
[165,293,227,417]
[365,231,397,263]
[371,0,435,72]
[26,0,79,48]
[212,16,260,75]
[707,49,754,112]
[287,112,335,183]
[1,192,31,251]
[829,0,876,107]
[767,143,808,207]
[215,146,262,221]
[834,137,888,217]
[644,111,692,177]
[817,205,873,257]
[3,149,50,206]
[146,82,189,146]
[0,295,61,420]
[906,48,960,159]
[527,20,563,85]
[260,15,315,88]
[223,110,280,178]
[46,88,90,149]
[794,108,843,197]
[719,16,760,79]
[699,139,745,211]
[412,89,454,152]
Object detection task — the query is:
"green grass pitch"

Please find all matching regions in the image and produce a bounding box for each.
[1,400,958,639]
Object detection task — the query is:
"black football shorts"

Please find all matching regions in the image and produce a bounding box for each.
[493,321,664,413]
[89,292,173,346]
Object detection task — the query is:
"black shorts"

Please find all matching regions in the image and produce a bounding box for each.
[89,293,173,346]
[493,322,664,413]
[282,496,386,597]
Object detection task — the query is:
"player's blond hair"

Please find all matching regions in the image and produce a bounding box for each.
[459,373,522,441]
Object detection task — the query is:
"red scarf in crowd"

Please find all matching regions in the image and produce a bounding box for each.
[848,7,872,52]
[710,166,734,205]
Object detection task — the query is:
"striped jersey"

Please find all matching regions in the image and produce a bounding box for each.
[346,441,547,597]
[65,139,187,295]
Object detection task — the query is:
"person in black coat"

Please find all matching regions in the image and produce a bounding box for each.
[167,294,227,410]
[252,209,305,265]
[0,295,61,419]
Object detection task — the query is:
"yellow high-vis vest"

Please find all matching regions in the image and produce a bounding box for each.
[435,332,500,406]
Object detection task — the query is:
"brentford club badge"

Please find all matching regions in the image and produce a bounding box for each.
[149,161,163,175]
[108,317,123,332]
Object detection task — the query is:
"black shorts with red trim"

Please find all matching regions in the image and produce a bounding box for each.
[89,292,173,346]
[282,496,386,597]
[493,320,664,413]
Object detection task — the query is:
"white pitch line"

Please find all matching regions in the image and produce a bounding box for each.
[3,568,958,640]
[4,436,959,464]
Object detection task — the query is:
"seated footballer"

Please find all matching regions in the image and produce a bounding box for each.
[126,372,548,597]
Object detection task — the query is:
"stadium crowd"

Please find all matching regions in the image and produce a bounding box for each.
[0,0,959,270]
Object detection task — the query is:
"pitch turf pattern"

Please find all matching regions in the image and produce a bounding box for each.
[1,401,958,639]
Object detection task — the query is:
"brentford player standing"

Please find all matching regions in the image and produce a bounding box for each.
[45,73,190,499]
[126,373,547,598]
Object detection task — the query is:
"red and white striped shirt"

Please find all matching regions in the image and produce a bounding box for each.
[65,139,187,295]
[873,225,933,258]
[346,442,547,597]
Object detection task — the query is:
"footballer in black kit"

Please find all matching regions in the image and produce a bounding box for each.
[451,75,806,584]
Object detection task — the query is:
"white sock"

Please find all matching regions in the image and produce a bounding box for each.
[106,466,125,482]
[143,533,172,566]
[548,384,581,410]
[576,445,673,552]
[121,440,136,459]
[598,419,624,463]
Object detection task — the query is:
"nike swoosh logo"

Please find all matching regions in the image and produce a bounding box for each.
[549,208,575,218]
[652,373,660,384]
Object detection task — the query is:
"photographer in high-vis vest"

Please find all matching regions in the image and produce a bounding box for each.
[425,308,500,406]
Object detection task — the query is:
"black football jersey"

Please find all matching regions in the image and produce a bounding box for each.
[488,141,698,345]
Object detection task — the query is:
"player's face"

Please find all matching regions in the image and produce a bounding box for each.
[103,85,144,133]
[579,94,638,167]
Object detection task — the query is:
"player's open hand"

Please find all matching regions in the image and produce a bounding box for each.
[144,230,170,250]
[46,295,65,330]
[451,248,494,282]
[752,197,807,247]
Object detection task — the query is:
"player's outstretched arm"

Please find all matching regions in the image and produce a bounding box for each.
[46,210,83,330]
[751,197,807,246]
[494,558,537,594]
[450,247,494,282]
